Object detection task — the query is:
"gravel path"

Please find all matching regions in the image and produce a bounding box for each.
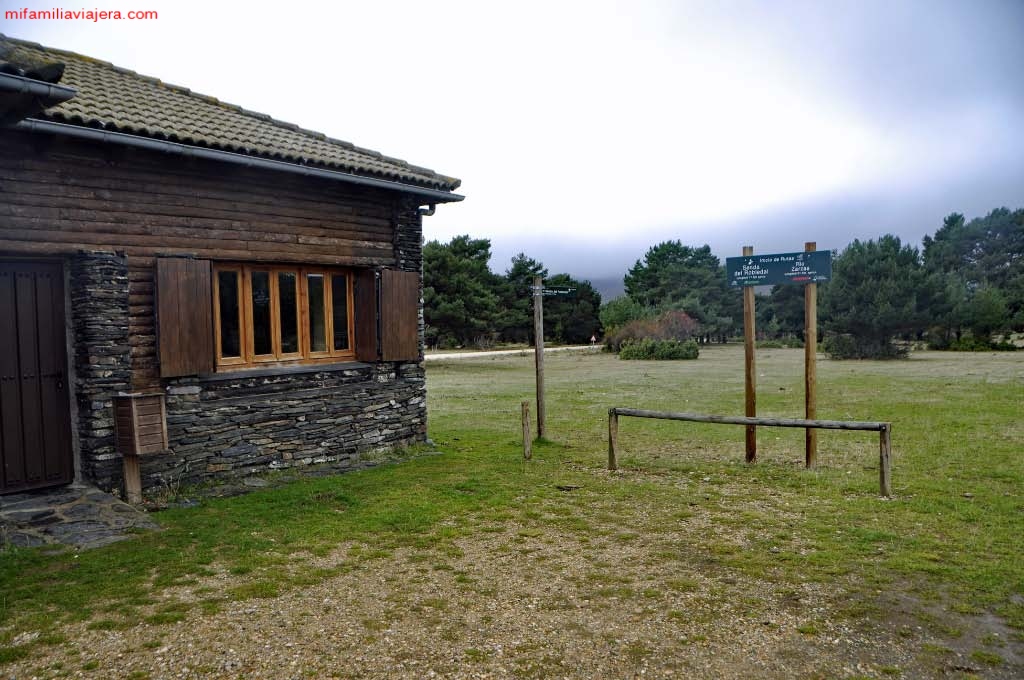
[9,521,994,679]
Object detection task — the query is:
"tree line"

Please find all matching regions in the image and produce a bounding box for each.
[423,236,602,348]
[424,207,1022,357]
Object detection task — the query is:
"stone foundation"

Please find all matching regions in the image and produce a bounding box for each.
[139,362,427,491]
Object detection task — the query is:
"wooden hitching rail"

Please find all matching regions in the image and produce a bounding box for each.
[607,408,893,497]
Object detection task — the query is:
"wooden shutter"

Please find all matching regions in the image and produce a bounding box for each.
[354,269,379,362]
[157,257,214,377]
[380,269,420,361]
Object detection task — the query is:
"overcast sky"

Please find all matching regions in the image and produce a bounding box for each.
[6,0,1024,284]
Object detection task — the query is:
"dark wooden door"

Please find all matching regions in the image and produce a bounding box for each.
[0,261,73,493]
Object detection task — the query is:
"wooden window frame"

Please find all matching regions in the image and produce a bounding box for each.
[214,263,355,370]
[212,265,246,368]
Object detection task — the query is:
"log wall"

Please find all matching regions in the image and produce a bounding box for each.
[0,131,404,391]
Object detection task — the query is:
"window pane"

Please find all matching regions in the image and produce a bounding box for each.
[331,274,350,351]
[251,271,272,355]
[307,274,327,352]
[217,271,240,358]
[279,272,299,354]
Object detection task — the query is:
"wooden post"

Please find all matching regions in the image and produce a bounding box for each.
[804,241,818,468]
[533,275,546,439]
[879,424,892,497]
[123,454,142,504]
[608,409,619,471]
[521,401,532,460]
[742,246,757,463]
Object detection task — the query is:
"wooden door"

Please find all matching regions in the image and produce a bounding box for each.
[0,261,73,493]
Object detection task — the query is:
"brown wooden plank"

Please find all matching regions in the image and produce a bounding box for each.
[0,238,393,267]
[0,189,394,240]
[14,269,44,484]
[0,223,392,260]
[0,143,396,214]
[0,267,23,490]
[157,258,215,377]
[0,150,395,210]
[33,265,70,483]
[380,269,420,361]
[354,269,379,362]
[0,161,394,225]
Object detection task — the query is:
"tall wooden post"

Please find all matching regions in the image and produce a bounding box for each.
[533,276,546,439]
[879,424,892,497]
[742,246,757,462]
[608,409,619,471]
[804,241,818,467]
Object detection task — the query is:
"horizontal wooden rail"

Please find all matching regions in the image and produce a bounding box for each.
[611,408,888,431]
[608,408,892,497]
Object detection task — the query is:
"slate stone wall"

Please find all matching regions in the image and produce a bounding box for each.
[69,251,132,490]
[141,362,427,490]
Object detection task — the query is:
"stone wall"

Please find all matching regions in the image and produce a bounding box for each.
[69,251,132,490]
[142,362,426,490]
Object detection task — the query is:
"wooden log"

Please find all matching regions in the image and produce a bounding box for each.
[521,401,532,460]
[610,408,888,431]
[0,149,395,222]
[0,238,392,266]
[0,223,392,259]
[742,245,757,463]
[880,424,892,497]
[805,241,818,468]
[608,409,619,471]
[0,188,393,237]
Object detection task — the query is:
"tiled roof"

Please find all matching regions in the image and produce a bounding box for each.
[0,35,460,192]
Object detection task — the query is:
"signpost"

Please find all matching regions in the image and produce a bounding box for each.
[533,276,546,439]
[803,242,819,467]
[530,278,576,440]
[726,245,832,467]
[726,249,832,287]
[742,246,757,462]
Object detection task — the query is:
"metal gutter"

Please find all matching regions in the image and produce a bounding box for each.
[14,118,465,204]
[0,72,77,102]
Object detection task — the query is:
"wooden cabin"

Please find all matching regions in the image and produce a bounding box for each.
[0,35,462,496]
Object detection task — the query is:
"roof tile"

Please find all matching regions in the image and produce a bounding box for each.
[0,35,460,192]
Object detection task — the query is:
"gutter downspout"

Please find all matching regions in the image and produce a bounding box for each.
[14,118,464,205]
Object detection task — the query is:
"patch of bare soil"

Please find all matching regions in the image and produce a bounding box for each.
[10,517,1021,679]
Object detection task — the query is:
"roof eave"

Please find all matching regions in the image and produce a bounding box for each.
[14,118,465,204]
[0,72,76,125]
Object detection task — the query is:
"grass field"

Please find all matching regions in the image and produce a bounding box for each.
[0,346,1021,678]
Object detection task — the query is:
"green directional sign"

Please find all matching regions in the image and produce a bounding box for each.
[726,250,832,287]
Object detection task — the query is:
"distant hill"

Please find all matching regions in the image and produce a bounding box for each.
[587,276,625,302]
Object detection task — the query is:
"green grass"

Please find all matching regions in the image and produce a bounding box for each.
[0,346,1021,672]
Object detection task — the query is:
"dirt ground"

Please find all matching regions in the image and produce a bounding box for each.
[10,510,1018,679]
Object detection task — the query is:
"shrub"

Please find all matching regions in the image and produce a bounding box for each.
[822,333,907,359]
[619,338,699,360]
[943,336,1017,352]
[607,310,699,352]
